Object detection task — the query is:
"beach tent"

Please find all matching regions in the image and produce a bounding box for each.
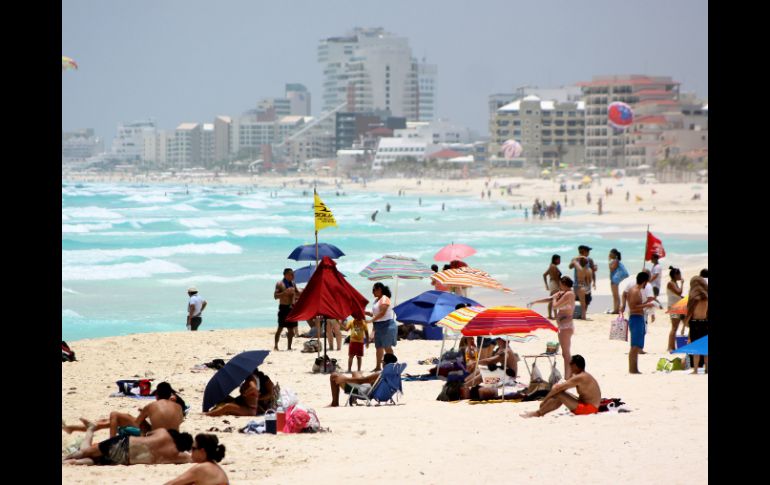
[287,256,369,367]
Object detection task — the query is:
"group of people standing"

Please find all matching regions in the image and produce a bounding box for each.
[534,245,709,376]
[530,198,562,220]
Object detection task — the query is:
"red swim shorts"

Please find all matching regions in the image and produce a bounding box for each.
[572,402,599,415]
[349,341,364,357]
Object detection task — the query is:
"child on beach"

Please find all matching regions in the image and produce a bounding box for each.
[344,318,370,372]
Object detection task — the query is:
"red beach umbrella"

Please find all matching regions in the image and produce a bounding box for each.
[286,256,369,322]
[461,306,558,336]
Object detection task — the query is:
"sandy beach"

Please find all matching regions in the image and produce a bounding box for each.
[62,174,707,483]
[62,313,708,484]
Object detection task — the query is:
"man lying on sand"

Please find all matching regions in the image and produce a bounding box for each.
[329,353,398,407]
[62,382,185,437]
[63,419,193,466]
[521,355,601,418]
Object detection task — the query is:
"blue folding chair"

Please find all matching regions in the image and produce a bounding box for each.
[347,363,407,406]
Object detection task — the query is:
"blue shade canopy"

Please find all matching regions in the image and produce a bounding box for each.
[293,264,345,284]
[392,290,480,326]
[288,243,345,261]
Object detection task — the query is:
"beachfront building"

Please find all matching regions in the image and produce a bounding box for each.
[318,27,435,121]
[417,61,437,121]
[286,83,311,116]
[578,75,680,168]
[372,136,441,170]
[394,119,475,145]
[488,86,581,120]
[335,111,406,151]
[111,119,157,162]
[168,123,202,169]
[490,95,585,168]
[62,129,104,163]
[214,116,232,165]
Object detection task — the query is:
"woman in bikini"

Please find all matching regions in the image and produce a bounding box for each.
[529,276,576,379]
[164,433,229,485]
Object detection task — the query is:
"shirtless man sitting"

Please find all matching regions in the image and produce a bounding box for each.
[62,382,185,437]
[521,354,601,418]
[63,419,193,466]
[329,353,398,407]
[464,337,519,388]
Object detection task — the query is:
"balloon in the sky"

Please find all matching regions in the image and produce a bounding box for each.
[62,56,78,71]
[608,101,633,128]
[501,139,523,160]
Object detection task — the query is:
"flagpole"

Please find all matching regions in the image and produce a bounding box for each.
[642,225,649,271]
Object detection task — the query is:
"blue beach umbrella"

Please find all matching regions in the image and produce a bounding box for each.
[393,290,480,326]
[670,335,708,356]
[202,350,269,412]
[293,264,345,285]
[288,243,345,261]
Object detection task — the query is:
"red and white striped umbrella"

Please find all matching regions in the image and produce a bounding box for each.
[461,306,558,336]
[430,266,512,292]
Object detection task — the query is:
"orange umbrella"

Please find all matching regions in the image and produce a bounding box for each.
[668,296,688,315]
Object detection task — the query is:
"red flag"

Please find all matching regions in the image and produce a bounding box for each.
[645,231,666,260]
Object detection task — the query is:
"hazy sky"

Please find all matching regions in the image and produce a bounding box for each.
[62,0,708,141]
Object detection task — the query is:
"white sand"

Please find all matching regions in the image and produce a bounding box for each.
[62,174,707,483]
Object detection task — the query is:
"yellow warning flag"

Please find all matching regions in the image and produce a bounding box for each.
[314,192,338,232]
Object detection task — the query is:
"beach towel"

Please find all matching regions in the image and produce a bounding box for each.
[403,375,439,382]
[239,420,266,434]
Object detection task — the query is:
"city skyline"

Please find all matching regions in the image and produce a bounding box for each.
[62,0,708,142]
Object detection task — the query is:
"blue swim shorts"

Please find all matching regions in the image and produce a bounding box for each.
[629,314,645,349]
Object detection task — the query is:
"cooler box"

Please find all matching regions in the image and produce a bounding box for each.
[675,336,689,349]
[424,325,444,340]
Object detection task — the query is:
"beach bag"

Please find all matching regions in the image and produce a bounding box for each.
[283,404,310,433]
[116,379,153,396]
[656,357,685,372]
[612,262,629,285]
[62,341,76,362]
[609,316,628,341]
[548,364,563,386]
[302,339,321,353]
[529,361,544,382]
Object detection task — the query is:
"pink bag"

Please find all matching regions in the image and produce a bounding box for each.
[282,405,310,433]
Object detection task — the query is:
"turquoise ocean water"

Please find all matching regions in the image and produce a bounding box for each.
[62,182,708,341]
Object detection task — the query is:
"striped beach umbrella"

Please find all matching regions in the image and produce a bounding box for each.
[436,305,486,333]
[359,255,434,280]
[461,306,558,336]
[359,254,434,306]
[431,267,512,292]
[668,296,688,315]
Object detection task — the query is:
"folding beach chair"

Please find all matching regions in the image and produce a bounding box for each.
[347,363,407,406]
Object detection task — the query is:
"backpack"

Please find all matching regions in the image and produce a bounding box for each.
[62,341,76,362]
[301,339,321,353]
[116,379,154,396]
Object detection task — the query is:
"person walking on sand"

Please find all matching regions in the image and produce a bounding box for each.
[666,267,685,351]
[627,272,657,374]
[521,355,600,418]
[187,288,207,331]
[529,276,577,379]
[542,255,562,319]
[274,268,301,351]
[649,253,663,323]
[326,318,343,351]
[598,197,603,215]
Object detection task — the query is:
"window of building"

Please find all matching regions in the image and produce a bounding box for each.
[513,120,521,126]
[542,111,550,116]
[556,111,563,116]
[526,110,532,114]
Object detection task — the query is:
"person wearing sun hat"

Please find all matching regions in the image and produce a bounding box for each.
[187,287,207,331]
